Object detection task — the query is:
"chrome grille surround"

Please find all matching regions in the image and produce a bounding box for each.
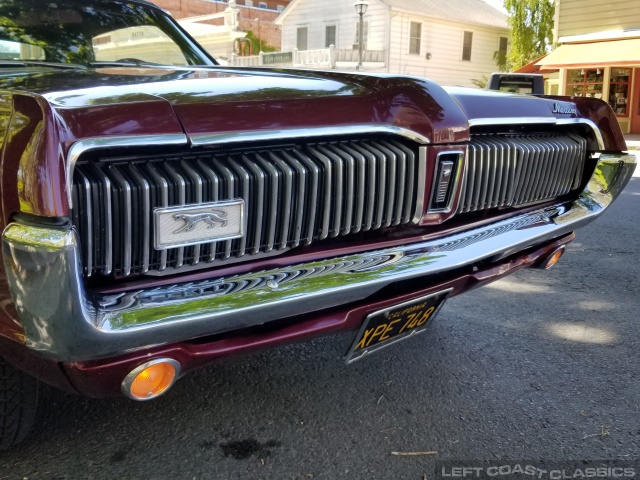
[72,137,424,277]
[456,132,587,214]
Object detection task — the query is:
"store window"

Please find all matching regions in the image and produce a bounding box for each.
[566,69,604,99]
[608,68,631,116]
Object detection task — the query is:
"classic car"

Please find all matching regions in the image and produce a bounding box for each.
[0,0,635,449]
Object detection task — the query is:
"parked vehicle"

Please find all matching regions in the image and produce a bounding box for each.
[488,72,545,94]
[0,0,635,449]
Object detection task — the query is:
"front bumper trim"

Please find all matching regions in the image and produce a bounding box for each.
[2,154,636,362]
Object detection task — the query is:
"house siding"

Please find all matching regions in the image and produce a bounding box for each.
[280,0,388,51]
[557,0,640,38]
[388,13,507,87]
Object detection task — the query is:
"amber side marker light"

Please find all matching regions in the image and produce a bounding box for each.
[122,358,181,401]
[537,246,565,270]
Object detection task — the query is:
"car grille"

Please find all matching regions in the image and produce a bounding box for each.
[72,137,423,277]
[72,131,589,279]
[457,133,587,213]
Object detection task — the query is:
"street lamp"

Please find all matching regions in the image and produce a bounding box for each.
[354,0,368,70]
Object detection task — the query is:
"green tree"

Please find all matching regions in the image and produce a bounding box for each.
[503,0,555,70]
[244,30,276,54]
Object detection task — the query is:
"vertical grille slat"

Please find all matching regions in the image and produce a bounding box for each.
[324,144,355,234]
[290,149,319,245]
[370,141,396,227]
[281,151,307,248]
[240,155,265,255]
[74,170,93,276]
[227,158,251,257]
[196,158,220,262]
[180,160,203,265]
[90,163,114,275]
[314,145,343,238]
[108,165,132,276]
[128,163,151,273]
[305,146,333,240]
[163,162,186,268]
[146,163,169,271]
[387,140,415,224]
[383,140,406,225]
[362,142,387,230]
[457,132,587,214]
[217,165,235,260]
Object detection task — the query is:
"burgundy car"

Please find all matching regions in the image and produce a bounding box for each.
[0,0,635,449]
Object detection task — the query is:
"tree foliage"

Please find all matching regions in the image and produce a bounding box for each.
[244,30,277,54]
[503,0,555,70]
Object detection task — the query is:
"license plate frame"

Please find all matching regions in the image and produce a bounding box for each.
[345,288,453,364]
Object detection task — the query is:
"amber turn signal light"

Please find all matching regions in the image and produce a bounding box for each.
[122,358,181,401]
[538,246,565,270]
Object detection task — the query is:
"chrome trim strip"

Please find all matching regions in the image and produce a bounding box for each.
[5,154,634,362]
[413,146,428,222]
[468,117,605,150]
[469,117,556,127]
[189,125,431,147]
[66,134,188,208]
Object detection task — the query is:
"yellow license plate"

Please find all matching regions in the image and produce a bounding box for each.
[345,288,452,363]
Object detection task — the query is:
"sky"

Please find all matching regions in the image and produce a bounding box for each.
[482,0,508,14]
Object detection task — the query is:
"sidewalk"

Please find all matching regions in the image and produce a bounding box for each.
[623,134,640,177]
[624,133,640,149]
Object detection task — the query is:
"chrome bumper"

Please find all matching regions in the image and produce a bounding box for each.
[2,154,636,362]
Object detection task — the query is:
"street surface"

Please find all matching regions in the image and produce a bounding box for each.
[0,177,638,480]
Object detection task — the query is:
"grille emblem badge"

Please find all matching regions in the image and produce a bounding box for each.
[154,200,244,250]
[428,151,463,212]
[172,211,228,234]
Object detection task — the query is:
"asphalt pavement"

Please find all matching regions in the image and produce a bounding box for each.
[0,176,638,480]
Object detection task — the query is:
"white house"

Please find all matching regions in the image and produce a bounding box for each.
[274,0,509,87]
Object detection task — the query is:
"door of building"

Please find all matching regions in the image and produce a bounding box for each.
[630,68,640,133]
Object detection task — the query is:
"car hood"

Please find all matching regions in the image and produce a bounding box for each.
[0,66,471,146]
[1,66,603,148]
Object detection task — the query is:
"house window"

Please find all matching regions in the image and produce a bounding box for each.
[296,27,308,51]
[277,4,285,11]
[608,68,631,116]
[566,69,604,99]
[409,22,421,55]
[245,0,253,6]
[462,31,473,61]
[354,21,368,50]
[497,36,508,65]
[258,2,267,8]
[325,25,337,48]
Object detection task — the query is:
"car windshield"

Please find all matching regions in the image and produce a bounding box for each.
[0,0,214,67]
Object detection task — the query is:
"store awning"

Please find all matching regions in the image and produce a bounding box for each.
[536,38,640,68]
[514,54,558,74]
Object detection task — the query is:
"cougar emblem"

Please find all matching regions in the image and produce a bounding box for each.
[172,210,228,234]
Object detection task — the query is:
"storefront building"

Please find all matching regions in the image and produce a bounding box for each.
[536,34,640,133]
[533,0,640,133]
